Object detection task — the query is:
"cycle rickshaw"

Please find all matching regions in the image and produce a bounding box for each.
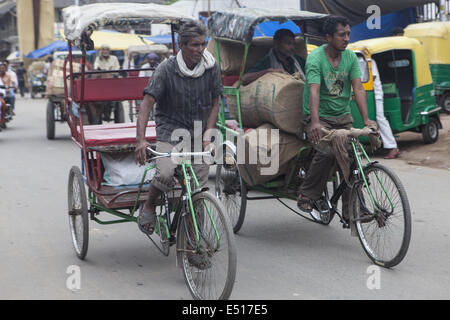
[62,2,236,300]
[209,8,411,268]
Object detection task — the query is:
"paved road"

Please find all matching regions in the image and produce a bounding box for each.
[1,96,449,299]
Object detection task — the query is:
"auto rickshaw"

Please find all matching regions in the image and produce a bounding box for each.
[348,36,442,144]
[404,21,450,114]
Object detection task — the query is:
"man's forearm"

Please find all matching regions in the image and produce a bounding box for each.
[309,86,320,124]
[242,70,268,86]
[136,95,154,142]
[355,86,369,122]
[204,99,220,141]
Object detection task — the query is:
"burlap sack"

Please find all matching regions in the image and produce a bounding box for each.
[207,37,307,76]
[236,123,307,187]
[46,60,81,95]
[227,72,304,137]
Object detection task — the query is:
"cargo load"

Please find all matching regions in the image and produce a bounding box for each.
[237,123,307,186]
[207,36,307,76]
[227,72,305,137]
[46,59,81,96]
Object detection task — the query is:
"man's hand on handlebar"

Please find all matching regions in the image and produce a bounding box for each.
[203,141,216,157]
[135,140,151,165]
[310,121,322,145]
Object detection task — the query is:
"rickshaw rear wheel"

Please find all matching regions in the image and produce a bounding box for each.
[215,146,247,234]
[440,93,450,115]
[422,116,439,144]
[46,101,55,140]
[68,166,89,260]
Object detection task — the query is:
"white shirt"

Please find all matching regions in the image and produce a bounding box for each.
[8,68,18,88]
[0,77,6,97]
[138,63,154,78]
[371,59,384,100]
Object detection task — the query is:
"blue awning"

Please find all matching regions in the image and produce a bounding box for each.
[145,34,177,45]
[253,20,301,37]
[25,41,96,59]
[349,8,416,42]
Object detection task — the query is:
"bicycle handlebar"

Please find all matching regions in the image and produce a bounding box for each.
[146,146,212,160]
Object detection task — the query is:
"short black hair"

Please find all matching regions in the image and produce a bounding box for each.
[322,15,350,36]
[273,28,295,42]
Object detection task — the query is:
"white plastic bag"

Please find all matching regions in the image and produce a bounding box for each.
[101,152,155,186]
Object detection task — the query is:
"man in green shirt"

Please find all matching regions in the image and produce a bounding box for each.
[297,16,375,223]
[242,29,306,85]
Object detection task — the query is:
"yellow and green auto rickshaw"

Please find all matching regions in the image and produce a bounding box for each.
[404,21,450,114]
[348,36,442,144]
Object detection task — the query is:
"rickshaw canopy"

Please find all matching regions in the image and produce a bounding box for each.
[348,36,433,87]
[208,8,327,44]
[404,21,450,65]
[90,31,153,51]
[63,3,197,47]
[127,44,169,57]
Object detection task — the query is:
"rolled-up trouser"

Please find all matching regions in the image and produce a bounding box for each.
[151,141,210,193]
[300,113,353,216]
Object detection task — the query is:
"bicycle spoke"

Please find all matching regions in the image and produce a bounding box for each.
[354,164,411,267]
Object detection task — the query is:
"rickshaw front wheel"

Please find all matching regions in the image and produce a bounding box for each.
[68,166,89,260]
[422,117,439,144]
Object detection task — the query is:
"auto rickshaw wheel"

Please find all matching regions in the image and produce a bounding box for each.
[440,93,450,115]
[46,101,55,140]
[422,116,439,144]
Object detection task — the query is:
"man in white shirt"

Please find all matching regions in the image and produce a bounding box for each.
[371,59,400,159]
[91,44,121,123]
[94,44,120,71]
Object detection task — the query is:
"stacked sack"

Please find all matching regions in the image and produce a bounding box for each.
[236,123,307,187]
[207,37,307,186]
[46,59,81,96]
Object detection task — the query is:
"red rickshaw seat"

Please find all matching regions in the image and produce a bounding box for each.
[78,123,156,147]
[222,75,239,86]
[73,76,149,102]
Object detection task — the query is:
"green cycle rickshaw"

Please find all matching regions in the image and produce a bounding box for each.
[348,36,442,144]
[209,8,412,268]
[405,21,450,114]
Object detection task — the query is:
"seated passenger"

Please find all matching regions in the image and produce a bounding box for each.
[242,29,306,86]
[139,53,160,78]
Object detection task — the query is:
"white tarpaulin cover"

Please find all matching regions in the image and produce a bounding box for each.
[63,3,196,42]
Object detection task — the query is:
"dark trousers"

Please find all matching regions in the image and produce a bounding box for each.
[300,114,353,216]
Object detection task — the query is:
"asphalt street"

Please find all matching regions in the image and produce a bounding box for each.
[0,96,449,300]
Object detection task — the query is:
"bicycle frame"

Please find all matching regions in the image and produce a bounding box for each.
[326,138,395,218]
[86,149,221,252]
